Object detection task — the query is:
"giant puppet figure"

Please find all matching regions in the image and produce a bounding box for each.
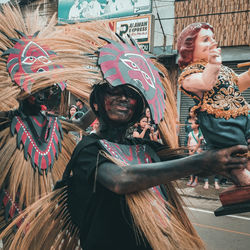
[1,19,248,250]
[0,4,82,237]
[177,22,250,215]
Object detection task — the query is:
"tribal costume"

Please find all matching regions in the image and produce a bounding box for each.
[1,6,205,249]
[0,4,78,237]
[178,60,250,149]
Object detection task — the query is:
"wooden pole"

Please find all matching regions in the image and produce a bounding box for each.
[237,62,250,68]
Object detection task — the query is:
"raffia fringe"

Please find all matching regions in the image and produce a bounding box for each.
[0,187,80,250]
[0,123,75,209]
[0,4,59,110]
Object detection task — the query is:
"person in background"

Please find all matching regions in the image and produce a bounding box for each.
[68,105,78,121]
[67,105,83,143]
[133,114,151,140]
[200,137,220,190]
[76,98,88,118]
[186,120,203,187]
[145,106,160,142]
[203,176,220,190]
[184,107,196,147]
[76,98,88,112]
[89,118,100,134]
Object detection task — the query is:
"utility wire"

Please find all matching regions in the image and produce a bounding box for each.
[153,0,167,51]
[155,10,250,20]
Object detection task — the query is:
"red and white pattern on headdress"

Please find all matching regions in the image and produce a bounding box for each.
[98,36,166,124]
[4,32,66,93]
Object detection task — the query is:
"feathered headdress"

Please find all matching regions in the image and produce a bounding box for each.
[27,20,178,146]
[0,4,68,111]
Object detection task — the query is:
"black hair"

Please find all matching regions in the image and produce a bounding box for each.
[137,113,147,123]
[76,99,84,104]
[195,119,199,125]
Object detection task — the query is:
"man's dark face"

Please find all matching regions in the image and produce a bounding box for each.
[103,86,137,123]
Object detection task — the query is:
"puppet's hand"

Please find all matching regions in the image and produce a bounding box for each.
[201,42,221,90]
[208,42,221,65]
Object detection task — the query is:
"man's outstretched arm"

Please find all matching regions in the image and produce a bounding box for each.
[97,145,248,194]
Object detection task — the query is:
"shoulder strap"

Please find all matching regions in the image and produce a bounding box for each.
[191,131,199,143]
[54,134,99,189]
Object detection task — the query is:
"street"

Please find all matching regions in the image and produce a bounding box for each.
[183,196,250,250]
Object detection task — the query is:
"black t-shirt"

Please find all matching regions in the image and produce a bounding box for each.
[67,134,163,250]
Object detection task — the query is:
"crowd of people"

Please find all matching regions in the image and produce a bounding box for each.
[132,107,161,142]
[72,102,161,142]
[184,108,221,189]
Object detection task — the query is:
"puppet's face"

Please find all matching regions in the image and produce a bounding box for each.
[6,38,58,93]
[193,28,215,62]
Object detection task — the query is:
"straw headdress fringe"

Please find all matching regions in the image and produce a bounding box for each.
[0,120,76,209]
[150,61,202,245]
[12,21,120,102]
[152,60,179,148]
[0,187,80,250]
[0,3,59,110]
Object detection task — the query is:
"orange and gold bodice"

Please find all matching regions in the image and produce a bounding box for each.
[178,61,249,120]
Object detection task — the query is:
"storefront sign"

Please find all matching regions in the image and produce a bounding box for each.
[58,0,152,24]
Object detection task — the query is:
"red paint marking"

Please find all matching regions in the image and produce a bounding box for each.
[21,133,28,144]
[41,157,47,170]
[34,151,39,166]
[32,116,47,127]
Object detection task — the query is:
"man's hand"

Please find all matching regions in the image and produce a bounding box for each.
[201,145,248,185]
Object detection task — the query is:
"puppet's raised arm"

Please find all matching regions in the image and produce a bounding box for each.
[182,42,221,98]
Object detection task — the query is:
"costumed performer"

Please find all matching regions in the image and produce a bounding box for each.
[0,24,248,250]
[177,22,250,186]
[0,3,82,240]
